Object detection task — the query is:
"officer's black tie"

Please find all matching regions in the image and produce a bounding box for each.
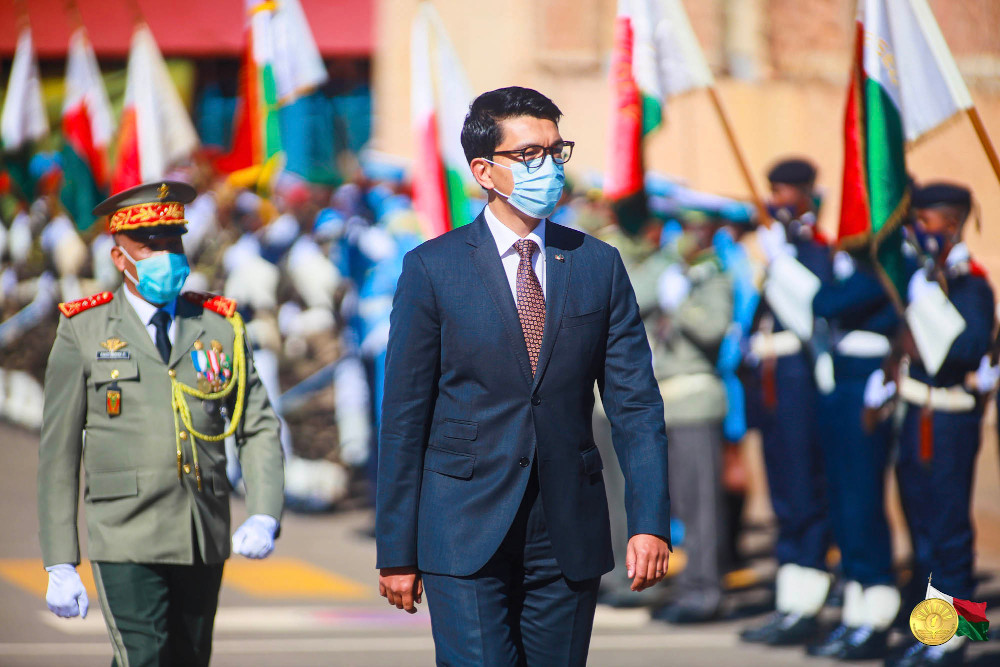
[151,309,172,364]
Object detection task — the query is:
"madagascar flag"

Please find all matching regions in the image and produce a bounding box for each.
[927,584,990,641]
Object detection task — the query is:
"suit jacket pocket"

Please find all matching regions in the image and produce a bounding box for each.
[88,470,139,500]
[580,445,604,476]
[441,418,478,441]
[562,308,604,329]
[89,360,139,387]
[424,446,475,480]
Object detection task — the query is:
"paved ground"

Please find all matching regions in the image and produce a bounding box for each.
[3,421,1000,666]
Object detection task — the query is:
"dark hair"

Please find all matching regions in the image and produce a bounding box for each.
[460,87,562,164]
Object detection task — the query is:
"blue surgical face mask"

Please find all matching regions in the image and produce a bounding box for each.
[907,225,951,259]
[486,156,566,220]
[119,245,190,305]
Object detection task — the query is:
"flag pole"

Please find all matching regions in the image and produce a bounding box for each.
[967,107,1000,190]
[706,85,771,226]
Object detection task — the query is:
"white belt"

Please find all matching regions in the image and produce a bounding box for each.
[750,331,803,358]
[658,373,719,402]
[899,376,976,412]
[836,331,891,357]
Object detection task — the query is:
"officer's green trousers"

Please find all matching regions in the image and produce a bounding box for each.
[91,560,224,667]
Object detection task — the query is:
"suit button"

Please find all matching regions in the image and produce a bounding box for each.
[519,457,530,468]
[531,395,541,406]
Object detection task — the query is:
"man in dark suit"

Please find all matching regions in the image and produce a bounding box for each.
[375,87,671,666]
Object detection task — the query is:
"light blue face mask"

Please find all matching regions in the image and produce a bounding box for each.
[486,156,566,220]
[119,246,190,305]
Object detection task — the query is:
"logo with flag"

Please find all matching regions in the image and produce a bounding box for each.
[839,0,974,304]
[111,24,199,194]
[924,583,990,642]
[604,0,712,203]
[410,2,475,240]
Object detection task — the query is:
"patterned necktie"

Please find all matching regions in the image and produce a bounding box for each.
[514,239,545,375]
[151,309,172,364]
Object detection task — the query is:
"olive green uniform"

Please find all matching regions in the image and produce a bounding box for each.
[38,286,284,665]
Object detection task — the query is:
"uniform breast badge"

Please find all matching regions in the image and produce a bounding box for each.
[910,597,958,646]
[106,369,122,417]
[97,337,130,360]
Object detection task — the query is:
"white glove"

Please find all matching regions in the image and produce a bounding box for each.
[908,270,938,304]
[657,264,691,314]
[833,251,856,281]
[45,564,89,619]
[232,514,279,559]
[863,369,897,409]
[975,356,1000,394]
[757,223,796,263]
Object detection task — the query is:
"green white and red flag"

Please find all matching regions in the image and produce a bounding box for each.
[839,0,973,300]
[111,24,199,194]
[926,583,990,641]
[217,0,327,180]
[410,2,474,239]
[61,27,113,229]
[604,0,712,201]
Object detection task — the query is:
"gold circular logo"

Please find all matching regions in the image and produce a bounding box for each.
[910,598,959,646]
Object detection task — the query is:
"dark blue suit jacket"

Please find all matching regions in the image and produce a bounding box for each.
[375,212,670,581]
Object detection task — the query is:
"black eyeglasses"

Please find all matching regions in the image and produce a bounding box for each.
[491,141,575,173]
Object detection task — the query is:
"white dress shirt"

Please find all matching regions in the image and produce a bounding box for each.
[123,286,178,346]
[483,204,547,301]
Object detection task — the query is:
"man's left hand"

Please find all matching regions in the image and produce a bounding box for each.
[232,514,279,559]
[626,534,670,592]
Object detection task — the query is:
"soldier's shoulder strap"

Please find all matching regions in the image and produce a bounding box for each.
[58,291,114,318]
[182,291,238,318]
[970,259,989,279]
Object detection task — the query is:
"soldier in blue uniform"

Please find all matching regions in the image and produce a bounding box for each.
[805,241,909,661]
[880,183,995,667]
[741,159,835,645]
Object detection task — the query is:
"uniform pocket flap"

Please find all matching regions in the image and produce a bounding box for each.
[90,360,139,387]
[441,419,478,441]
[424,447,475,480]
[580,445,604,475]
[562,308,604,329]
[88,470,138,501]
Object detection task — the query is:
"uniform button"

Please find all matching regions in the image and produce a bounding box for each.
[110,369,120,380]
[183,464,192,474]
[168,369,177,378]
[531,395,541,406]
[519,457,530,468]
[179,431,188,440]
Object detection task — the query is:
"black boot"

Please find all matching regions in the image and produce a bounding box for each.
[807,624,854,657]
[766,614,820,646]
[837,625,889,661]
[740,612,786,643]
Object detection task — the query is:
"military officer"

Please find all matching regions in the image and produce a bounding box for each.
[876,183,994,667]
[38,181,285,667]
[741,159,834,646]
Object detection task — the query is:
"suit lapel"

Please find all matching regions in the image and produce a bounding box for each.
[468,214,534,387]
[168,298,205,369]
[109,286,163,364]
[532,222,572,392]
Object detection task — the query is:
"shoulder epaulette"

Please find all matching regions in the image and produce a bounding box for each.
[970,260,989,279]
[183,291,238,318]
[58,291,113,318]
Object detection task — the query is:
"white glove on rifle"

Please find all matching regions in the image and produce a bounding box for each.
[975,356,1000,394]
[232,514,279,559]
[45,563,89,619]
[863,369,897,409]
[757,223,796,263]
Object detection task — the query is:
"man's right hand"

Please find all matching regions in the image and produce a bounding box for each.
[378,566,422,614]
[45,564,89,619]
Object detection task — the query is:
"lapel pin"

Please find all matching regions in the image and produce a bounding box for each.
[555,254,565,262]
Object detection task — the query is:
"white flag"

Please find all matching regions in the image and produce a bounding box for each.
[1,27,49,151]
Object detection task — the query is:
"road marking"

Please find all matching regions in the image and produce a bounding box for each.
[0,557,370,601]
[0,632,740,656]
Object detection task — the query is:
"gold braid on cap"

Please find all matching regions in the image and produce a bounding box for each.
[108,202,188,233]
